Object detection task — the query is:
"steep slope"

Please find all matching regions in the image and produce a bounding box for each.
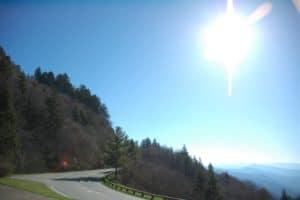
[119,139,273,200]
[0,46,113,173]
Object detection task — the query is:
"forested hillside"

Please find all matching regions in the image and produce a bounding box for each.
[116,138,273,200]
[0,46,113,174]
[0,46,273,199]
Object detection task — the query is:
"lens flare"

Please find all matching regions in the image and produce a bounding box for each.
[204,0,272,96]
[204,13,255,67]
[248,2,272,24]
[204,12,255,96]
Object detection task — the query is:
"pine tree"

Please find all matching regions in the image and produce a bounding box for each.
[205,164,222,200]
[0,86,18,175]
[44,92,63,169]
[55,73,74,96]
[125,139,138,162]
[18,72,26,95]
[193,168,206,199]
[34,67,42,81]
[105,126,126,177]
[45,92,63,133]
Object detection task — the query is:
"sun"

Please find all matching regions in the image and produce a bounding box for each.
[204,13,255,67]
[203,0,272,96]
[204,13,255,96]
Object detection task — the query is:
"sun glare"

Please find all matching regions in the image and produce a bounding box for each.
[204,12,256,96]
[204,13,255,67]
[202,0,271,96]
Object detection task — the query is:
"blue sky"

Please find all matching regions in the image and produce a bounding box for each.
[1,0,300,164]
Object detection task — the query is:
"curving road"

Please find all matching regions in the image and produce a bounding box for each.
[12,169,140,200]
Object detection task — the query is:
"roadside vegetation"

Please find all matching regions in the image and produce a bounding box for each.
[0,177,71,200]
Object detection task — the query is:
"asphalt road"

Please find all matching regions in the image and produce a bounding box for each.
[12,169,140,200]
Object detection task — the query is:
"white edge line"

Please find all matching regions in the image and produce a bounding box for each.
[50,185,71,198]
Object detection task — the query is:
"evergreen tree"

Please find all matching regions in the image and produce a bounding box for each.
[41,72,55,87]
[0,51,12,77]
[45,92,63,133]
[0,48,18,175]
[0,86,18,174]
[105,126,126,177]
[44,92,63,169]
[180,145,192,176]
[34,67,42,81]
[141,138,151,149]
[125,139,138,162]
[55,73,74,96]
[205,164,221,200]
[18,72,26,95]
[193,168,206,199]
[280,189,290,200]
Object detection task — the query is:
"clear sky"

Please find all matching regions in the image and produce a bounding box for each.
[1,0,300,165]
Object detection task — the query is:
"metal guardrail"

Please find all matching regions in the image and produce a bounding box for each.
[102,177,185,200]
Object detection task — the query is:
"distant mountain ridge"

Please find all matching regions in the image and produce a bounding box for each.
[216,163,300,198]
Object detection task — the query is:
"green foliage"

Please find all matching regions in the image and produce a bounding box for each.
[17,72,26,95]
[125,139,138,162]
[0,46,113,172]
[43,92,64,169]
[205,164,222,200]
[0,85,18,176]
[34,67,42,82]
[45,92,63,133]
[105,126,127,176]
[33,67,110,120]
[55,73,74,96]
[0,87,17,155]
[141,138,151,149]
[0,48,12,77]
[193,169,206,199]
[0,47,19,176]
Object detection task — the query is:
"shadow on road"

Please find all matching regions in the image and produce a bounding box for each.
[53,177,102,182]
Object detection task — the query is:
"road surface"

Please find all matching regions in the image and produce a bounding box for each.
[12,169,140,200]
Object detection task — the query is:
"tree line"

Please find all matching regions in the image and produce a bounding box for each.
[104,130,272,200]
[34,67,109,119]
